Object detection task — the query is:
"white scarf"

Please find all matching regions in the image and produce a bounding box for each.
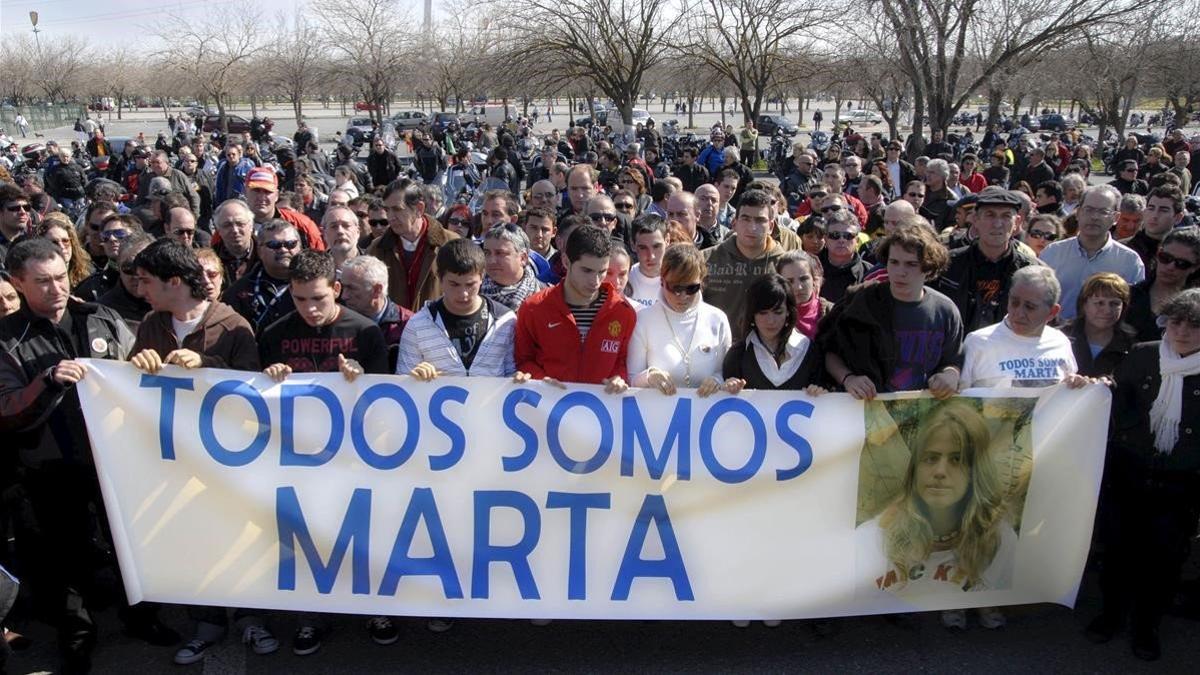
[1149,340,1200,453]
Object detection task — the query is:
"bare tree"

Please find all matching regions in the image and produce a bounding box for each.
[0,36,40,106]
[868,0,1154,135]
[155,11,266,132]
[310,0,414,123]
[271,13,328,124]
[1062,26,1153,142]
[483,0,684,128]
[30,35,91,103]
[675,0,826,125]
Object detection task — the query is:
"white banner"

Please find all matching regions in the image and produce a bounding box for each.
[77,360,1109,620]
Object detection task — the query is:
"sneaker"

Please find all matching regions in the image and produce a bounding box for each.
[366,616,398,646]
[530,619,553,626]
[763,620,782,628]
[174,638,215,665]
[976,606,1006,629]
[940,609,967,631]
[426,618,454,633]
[292,626,322,656]
[731,620,751,628]
[241,625,279,655]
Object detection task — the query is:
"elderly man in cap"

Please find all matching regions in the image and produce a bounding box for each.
[240,166,325,251]
[1110,159,1150,196]
[933,187,1045,332]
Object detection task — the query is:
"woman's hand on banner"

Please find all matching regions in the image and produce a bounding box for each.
[647,368,677,396]
[722,377,747,395]
[805,384,828,397]
[409,362,440,382]
[130,349,165,374]
[264,363,292,382]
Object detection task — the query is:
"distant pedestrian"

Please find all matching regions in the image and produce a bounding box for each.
[13,113,28,138]
[813,109,823,131]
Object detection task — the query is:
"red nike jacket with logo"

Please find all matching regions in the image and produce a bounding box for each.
[514,281,637,384]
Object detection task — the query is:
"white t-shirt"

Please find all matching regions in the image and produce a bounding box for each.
[855,515,1018,597]
[171,312,205,346]
[626,264,660,310]
[960,319,1077,388]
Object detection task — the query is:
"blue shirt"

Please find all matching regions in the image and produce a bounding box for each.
[1040,235,1145,321]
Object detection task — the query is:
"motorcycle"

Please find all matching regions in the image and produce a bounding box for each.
[808,130,830,154]
[768,131,792,180]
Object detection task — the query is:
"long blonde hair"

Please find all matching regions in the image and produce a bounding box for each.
[880,401,1004,589]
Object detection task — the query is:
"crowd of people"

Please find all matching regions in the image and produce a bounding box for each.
[0,110,1199,673]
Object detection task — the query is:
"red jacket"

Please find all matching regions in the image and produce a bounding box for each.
[514,281,636,384]
[962,171,988,194]
[210,207,326,252]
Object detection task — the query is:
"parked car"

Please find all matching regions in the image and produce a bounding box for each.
[756,114,798,136]
[575,109,609,127]
[391,109,428,130]
[846,109,883,124]
[344,116,376,145]
[201,114,251,134]
[1037,113,1075,132]
[355,101,382,112]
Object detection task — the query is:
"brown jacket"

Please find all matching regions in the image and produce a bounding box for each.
[132,300,260,371]
[367,215,459,312]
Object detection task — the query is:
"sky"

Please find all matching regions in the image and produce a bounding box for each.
[0,0,434,45]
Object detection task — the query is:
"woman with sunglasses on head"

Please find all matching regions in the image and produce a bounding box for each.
[1024,213,1062,258]
[627,243,739,398]
[616,167,651,214]
[1125,227,1200,342]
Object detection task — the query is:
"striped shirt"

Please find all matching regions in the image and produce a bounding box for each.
[568,288,608,342]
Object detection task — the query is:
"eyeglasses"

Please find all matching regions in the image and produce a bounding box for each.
[263,239,299,250]
[100,229,131,241]
[826,231,856,241]
[1081,205,1115,217]
[1027,230,1059,241]
[1157,249,1197,271]
[821,205,844,214]
[173,228,196,237]
[588,212,618,223]
[667,282,702,296]
[5,204,31,212]
[368,218,388,228]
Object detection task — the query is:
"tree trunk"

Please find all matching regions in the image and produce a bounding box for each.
[986,86,1003,130]
[294,98,302,126]
[250,93,258,118]
[687,95,695,128]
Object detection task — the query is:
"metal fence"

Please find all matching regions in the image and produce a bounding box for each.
[0,104,87,134]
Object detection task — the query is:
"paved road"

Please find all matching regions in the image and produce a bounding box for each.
[6,567,1199,673]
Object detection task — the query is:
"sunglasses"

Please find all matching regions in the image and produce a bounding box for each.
[1027,230,1059,241]
[1157,249,1197,271]
[667,282,702,296]
[826,231,856,241]
[821,205,844,213]
[264,239,299,251]
[615,202,636,210]
[589,212,618,222]
[448,217,470,226]
[368,218,388,228]
[5,204,32,212]
[100,229,131,241]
